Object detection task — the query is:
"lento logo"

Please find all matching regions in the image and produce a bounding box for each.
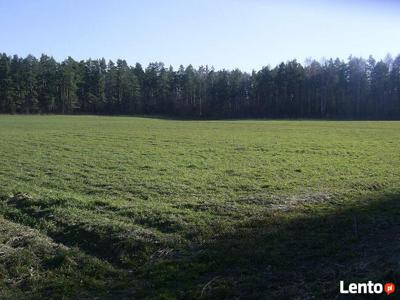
[340,281,396,296]
[385,283,396,296]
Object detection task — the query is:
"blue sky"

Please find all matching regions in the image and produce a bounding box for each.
[1,0,400,71]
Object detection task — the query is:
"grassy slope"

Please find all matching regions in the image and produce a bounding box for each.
[0,115,400,299]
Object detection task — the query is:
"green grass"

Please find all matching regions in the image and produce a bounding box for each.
[0,115,400,299]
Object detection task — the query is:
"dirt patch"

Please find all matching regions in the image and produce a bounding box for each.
[238,192,336,210]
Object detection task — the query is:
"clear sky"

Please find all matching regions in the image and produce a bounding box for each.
[1,0,400,71]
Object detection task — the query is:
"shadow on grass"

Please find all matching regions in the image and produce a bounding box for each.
[2,191,400,299]
[146,191,400,299]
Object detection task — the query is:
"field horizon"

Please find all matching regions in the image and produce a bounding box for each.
[1,115,400,299]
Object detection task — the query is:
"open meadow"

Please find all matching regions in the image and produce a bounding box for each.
[1,115,400,299]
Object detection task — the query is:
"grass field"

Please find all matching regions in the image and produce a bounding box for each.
[1,115,400,299]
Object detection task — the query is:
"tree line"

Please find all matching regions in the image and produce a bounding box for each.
[1,52,400,119]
